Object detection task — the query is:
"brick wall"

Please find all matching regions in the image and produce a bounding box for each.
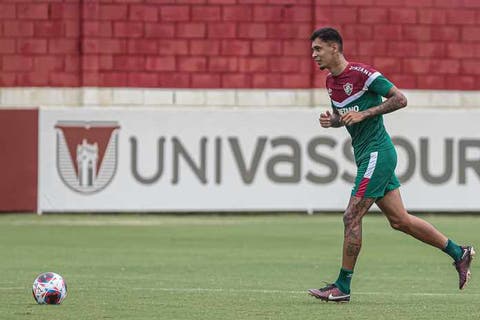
[1,0,479,90]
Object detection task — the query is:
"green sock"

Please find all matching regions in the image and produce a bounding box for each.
[443,239,463,262]
[334,268,353,294]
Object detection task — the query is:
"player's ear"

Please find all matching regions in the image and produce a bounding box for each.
[330,41,339,54]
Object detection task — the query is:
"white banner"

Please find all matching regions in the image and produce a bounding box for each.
[39,107,480,212]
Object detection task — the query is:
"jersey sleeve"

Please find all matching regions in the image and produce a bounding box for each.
[367,74,394,97]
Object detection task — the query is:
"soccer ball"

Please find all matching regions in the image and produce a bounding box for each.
[32,272,67,305]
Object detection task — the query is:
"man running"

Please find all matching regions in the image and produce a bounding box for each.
[308,27,474,303]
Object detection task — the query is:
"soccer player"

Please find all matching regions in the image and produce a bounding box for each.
[307,27,475,303]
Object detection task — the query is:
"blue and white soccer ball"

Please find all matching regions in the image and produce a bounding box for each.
[32,272,67,305]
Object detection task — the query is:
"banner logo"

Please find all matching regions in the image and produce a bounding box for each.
[55,121,120,194]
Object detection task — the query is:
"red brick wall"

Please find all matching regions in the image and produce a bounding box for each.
[1,0,479,89]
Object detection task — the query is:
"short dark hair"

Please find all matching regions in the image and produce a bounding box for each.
[310,27,343,53]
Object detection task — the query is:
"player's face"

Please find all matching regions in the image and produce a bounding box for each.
[311,38,336,70]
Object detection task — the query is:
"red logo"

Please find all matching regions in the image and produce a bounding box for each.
[55,121,120,194]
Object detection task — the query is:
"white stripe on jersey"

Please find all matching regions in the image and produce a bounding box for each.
[364,71,382,89]
[364,151,378,179]
[331,72,382,109]
[331,90,366,108]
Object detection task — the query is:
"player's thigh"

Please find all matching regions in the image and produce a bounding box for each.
[375,188,408,221]
[351,148,398,198]
[345,196,376,221]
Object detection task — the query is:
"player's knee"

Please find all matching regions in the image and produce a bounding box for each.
[389,221,403,231]
[389,217,410,232]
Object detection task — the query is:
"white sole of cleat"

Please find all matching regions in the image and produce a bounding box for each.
[307,290,350,303]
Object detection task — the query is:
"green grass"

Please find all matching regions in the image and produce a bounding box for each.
[0,213,479,320]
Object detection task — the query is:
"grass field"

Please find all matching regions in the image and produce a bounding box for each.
[0,213,479,320]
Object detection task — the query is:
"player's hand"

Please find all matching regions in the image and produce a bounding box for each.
[319,110,333,128]
[341,111,366,126]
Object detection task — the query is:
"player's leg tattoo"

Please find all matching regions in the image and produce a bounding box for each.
[342,197,375,270]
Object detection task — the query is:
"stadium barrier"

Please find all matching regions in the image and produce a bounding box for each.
[35,107,480,213]
[0,109,38,212]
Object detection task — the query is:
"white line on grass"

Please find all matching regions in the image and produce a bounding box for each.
[4,286,479,297]
[6,219,257,227]
[122,287,480,297]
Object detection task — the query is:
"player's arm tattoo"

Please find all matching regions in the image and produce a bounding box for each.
[330,108,344,127]
[361,86,407,119]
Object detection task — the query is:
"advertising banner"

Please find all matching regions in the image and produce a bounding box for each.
[39,107,480,212]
